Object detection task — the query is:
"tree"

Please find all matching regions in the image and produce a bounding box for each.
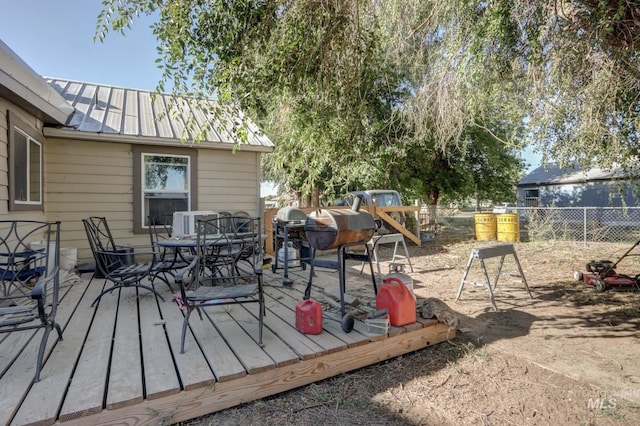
[104,0,624,204]
[417,1,640,173]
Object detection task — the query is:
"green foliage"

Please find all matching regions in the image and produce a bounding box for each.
[96,0,640,206]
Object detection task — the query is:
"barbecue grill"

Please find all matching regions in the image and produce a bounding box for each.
[303,203,378,331]
[272,207,311,285]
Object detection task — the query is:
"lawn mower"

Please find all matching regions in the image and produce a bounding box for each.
[573,240,640,292]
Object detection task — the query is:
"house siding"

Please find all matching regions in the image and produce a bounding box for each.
[45,137,262,264]
[517,181,639,207]
[0,97,48,221]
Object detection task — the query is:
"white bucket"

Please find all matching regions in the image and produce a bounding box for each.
[29,241,56,275]
[60,247,77,270]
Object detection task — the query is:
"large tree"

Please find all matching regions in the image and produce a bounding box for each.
[97,1,639,205]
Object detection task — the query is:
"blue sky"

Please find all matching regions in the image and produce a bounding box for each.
[0,0,541,174]
[0,1,161,91]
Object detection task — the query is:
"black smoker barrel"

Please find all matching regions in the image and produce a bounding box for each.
[303,206,378,331]
[304,208,376,250]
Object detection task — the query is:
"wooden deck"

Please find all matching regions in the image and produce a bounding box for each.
[0,259,453,426]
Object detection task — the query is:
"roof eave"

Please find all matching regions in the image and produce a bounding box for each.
[43,127,275,153]
[0,40,74,124]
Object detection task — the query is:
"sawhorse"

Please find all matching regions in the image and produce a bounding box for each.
[456,244,532,310]
[368,233,414,274]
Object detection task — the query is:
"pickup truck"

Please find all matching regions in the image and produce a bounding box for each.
[337,190,406,234]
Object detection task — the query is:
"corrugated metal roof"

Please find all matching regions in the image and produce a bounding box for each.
[519,163,627,186]
[45,78,274,150]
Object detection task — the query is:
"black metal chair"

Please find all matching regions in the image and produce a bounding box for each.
[148,214,193,287]
[82,217,164,306]
[0,220,63,382]
[175,216,265,353]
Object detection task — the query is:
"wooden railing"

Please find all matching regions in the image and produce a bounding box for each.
[264,205,421,256]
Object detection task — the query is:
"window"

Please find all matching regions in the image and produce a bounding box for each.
[524,189,539,207]
[133,146,197,233]
[8,112,43,211]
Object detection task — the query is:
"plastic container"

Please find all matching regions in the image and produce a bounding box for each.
[29,241,56,275]
[60,247,77,270]
[375,277,416,326]
[278,242,300,267]
[365,317,390,334]
[384,263,414,300]
[295,299,323,334]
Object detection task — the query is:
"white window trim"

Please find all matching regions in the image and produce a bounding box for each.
[140,152,192,229]
[8,111,44,212]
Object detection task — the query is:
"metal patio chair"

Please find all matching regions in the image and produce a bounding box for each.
[82,217,165,306]
[175,216,265,353]
[0,220,63,382]
[148,214,193,287]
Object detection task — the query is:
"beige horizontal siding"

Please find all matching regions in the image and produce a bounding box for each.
[0,99,47,221]
[45,137,261,264]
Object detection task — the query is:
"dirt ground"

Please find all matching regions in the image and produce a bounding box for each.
[185,238,640,426]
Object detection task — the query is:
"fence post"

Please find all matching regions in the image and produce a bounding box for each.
[583,207,587,247]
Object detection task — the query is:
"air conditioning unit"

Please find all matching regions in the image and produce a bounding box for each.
[172,210,218,237]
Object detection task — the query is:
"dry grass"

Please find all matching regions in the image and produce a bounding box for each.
[181,238,640,426]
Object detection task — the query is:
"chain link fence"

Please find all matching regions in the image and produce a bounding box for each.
[420,207,640,244]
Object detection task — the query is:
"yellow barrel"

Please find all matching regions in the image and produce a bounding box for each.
[497,213,520,242]
[474,213,497,241]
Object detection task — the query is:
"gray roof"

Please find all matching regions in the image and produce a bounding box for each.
[44,78,274,152]
[0,40,74,124]
[519,163,627,186]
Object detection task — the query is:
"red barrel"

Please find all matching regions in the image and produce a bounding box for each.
[375,277,416,326]
[296,299,323,334]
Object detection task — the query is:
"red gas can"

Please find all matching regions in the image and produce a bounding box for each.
[296,299,323,334]
[376,277,416,326]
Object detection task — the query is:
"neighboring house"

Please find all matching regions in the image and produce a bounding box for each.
[517,163,638,207]
[1,39,274,264]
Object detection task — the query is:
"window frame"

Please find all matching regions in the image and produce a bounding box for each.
[132,145,198,234]
[7,111,44,212]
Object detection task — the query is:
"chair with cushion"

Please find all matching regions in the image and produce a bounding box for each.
[175,215,264,353]
[0,220,63,382]
[82,216,165,306]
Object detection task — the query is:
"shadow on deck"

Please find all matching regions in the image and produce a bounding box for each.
[0,260,453,425]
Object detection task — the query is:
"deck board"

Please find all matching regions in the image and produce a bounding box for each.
[0,263,454,426]
[58,281,117,421]
[139,292,181,401]
[105,289,144,410]
[156,295,217,390]
[9,275,91,426]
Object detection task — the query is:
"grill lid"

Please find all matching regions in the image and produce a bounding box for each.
[276,207,308,223]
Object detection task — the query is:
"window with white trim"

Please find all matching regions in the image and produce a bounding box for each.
[142,153,190,226]
[8,112,43,211]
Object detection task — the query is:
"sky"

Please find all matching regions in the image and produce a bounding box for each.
[0,0,541,181]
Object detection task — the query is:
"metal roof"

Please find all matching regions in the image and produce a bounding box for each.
[44,78,274,151]
[519,163,627,186]
[0,40,74,124]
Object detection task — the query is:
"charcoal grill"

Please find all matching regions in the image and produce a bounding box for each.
[303,202,378,331]
[272,207,311,285]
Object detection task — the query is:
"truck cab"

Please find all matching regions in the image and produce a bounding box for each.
[341,190,406,234]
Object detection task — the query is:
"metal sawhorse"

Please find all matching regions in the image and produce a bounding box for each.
[456,244,532,310]
[368,233,414,274]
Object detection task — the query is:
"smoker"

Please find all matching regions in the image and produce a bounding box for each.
[272,207,311,285]
[303,200,378,332]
